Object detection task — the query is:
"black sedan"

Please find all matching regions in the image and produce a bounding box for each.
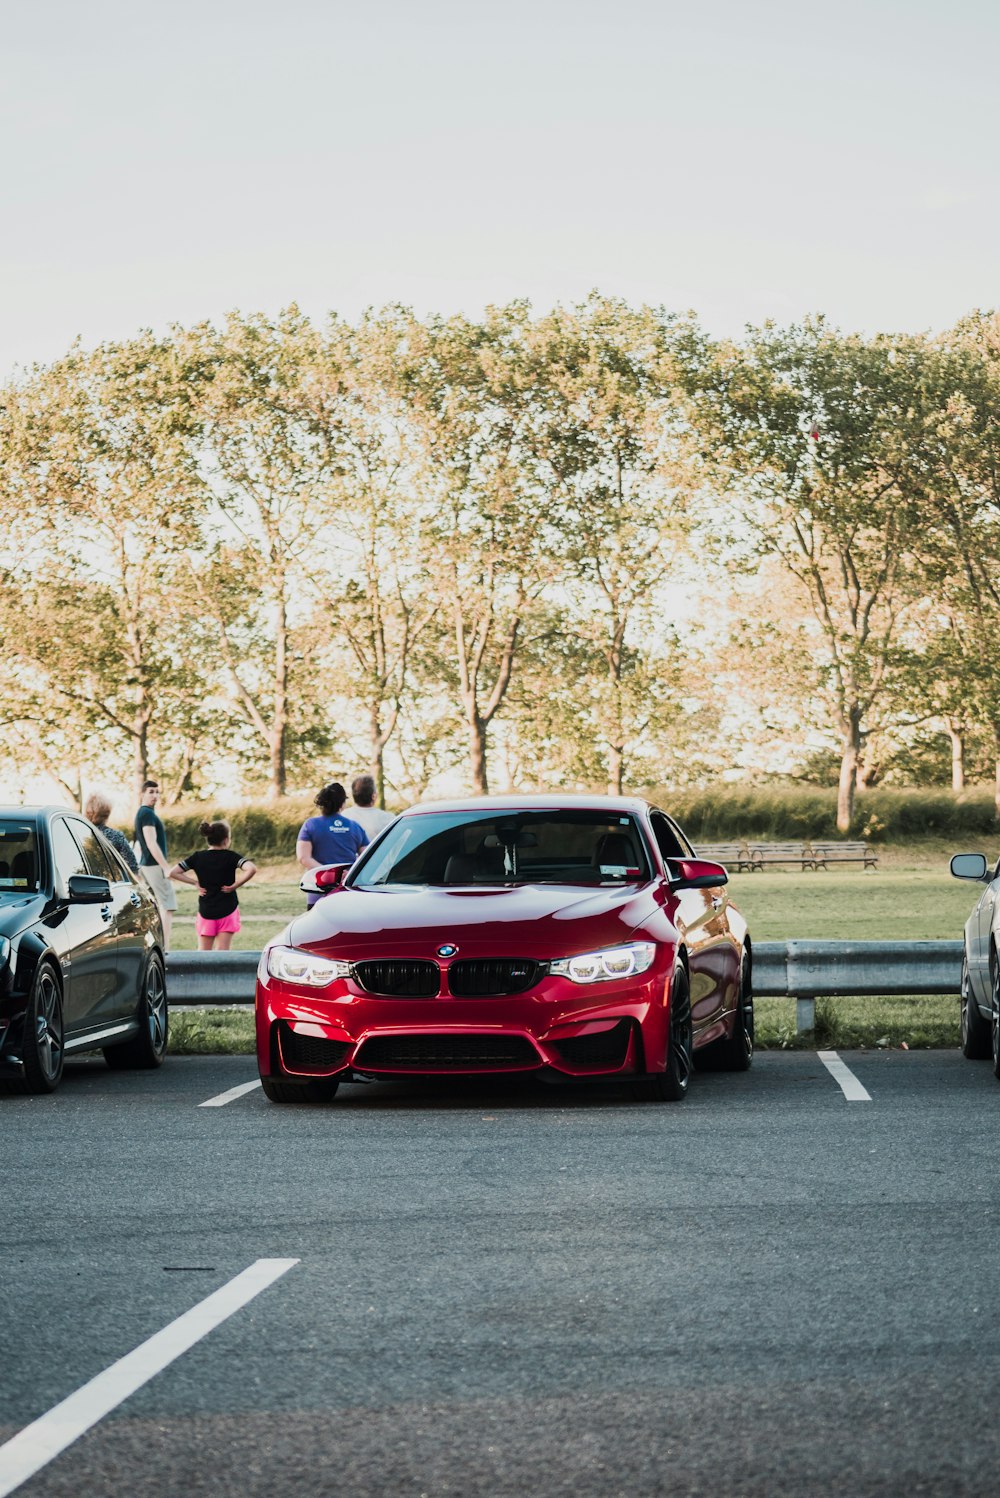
[0,806,167,1094]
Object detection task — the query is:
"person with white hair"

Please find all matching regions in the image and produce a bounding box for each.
[84,792,139,873]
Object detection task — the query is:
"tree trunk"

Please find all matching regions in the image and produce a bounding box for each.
[369,705,385,807]
[469,717,489,795]
[607,743,624,797]
[269,595,288,800]
[945,718,966,793]
[133,716,149,803]
[836,711,862,832]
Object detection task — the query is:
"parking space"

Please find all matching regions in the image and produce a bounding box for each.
[4,1048,1000,1495]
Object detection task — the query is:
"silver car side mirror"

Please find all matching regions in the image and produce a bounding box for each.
[950,853,989,882]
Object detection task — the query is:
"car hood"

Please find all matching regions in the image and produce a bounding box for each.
[0,890,47,939]
[285,882,657,959]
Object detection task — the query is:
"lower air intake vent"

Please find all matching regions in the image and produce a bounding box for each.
[355,1034,540,1071]
[353,960,439,997]
[447,958,544,996]
[279,1024,351,1074]
[551,1020,632,1069]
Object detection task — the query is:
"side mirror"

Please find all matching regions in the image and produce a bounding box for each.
[68,873,112,903]
[950,853,989,882]
[300,864,351,895]
[669,858,728,889]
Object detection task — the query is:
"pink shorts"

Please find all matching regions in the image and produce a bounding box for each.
[195,910,241,937]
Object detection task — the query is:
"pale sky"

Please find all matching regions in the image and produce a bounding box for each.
[2,0,998,376]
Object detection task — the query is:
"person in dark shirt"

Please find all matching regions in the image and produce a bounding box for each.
[168,819,257,950]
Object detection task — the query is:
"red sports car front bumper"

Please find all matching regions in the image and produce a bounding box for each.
[256,965,673,1083]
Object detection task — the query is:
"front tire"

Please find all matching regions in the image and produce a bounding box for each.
[104,953,168,1070]
[21,961,64,1094]
[636,964,692,1102]
[261,1076,341,1105]
[961,953,992,1059]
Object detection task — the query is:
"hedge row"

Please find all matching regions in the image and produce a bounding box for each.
[654,785,1000,843]
[123,784,1000,859]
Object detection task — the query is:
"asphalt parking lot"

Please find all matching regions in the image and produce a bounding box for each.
[3,1049,1000,1497]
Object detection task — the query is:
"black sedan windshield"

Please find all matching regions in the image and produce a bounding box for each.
[0,821,40,893]
[353,810,652,887]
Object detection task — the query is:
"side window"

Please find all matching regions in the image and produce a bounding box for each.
[70,821,116,880]
[50,819,89,891]
[650,812,685,861]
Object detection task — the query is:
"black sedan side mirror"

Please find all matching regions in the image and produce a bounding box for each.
[950,853,989,882]
[669,858,728,889]
[68,873,112,903]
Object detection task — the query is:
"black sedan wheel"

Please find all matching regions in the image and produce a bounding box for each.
[22,962,64,1094]
[961,954,992,1060]
[104,953,168,1070]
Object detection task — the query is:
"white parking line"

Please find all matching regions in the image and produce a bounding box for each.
[818,1049,872,1102]
[0,1258,298,1498]
[199,1079,262,1108]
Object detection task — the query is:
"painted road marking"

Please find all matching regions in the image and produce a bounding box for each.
[818,1050,872,1102]
[0,1258,298,1498]
[199,1079,262,1108]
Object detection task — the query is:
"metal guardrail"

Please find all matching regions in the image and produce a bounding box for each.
[165,940,965,1034]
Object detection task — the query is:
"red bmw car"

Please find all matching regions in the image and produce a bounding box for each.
[256,795,752,1104]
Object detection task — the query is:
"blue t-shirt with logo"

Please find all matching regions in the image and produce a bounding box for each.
[298,814,368,904]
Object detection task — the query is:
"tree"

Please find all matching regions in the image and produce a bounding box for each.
[679,319,929,830]
[528,298,697,793]
[0,331,210,799]
[907,312,1000,812]
[295,310,435,805]
[405,306,560,793]
[190,310,335,798]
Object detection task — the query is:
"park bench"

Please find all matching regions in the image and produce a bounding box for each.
[810,840,878,870]
[746,842,816,870]
[695,842,756,873]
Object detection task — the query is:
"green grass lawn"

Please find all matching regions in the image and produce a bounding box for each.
[167,850,973,1052]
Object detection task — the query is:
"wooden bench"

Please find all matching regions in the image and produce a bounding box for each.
[810,841,878,870]
[695,842,756,873]
[746,842,816,870]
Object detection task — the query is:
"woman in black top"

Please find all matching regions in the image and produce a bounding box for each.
[168,820,257,950]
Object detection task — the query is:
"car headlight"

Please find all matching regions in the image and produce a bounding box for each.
[549,942,657,984]
[265,946,353,987]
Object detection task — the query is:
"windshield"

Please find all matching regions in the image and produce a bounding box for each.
[0,821,40,893]
[352,809,652,888]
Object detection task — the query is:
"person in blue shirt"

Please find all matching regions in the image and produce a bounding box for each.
[296,782,368,906]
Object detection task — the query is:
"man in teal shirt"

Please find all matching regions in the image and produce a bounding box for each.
[134,779,177,948]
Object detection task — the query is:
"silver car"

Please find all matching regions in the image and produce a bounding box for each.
[951,852,1000,1076]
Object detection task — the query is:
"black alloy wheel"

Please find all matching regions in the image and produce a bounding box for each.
[637,964,692,1102]
[961,953,992,1060]
[261,1076,341,1104]
[21,962,64,1094]
[104,952,168,1070]
[695,953,754,1073]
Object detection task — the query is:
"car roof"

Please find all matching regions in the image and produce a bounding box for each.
[398,794,655,816]
[0,806,84,822]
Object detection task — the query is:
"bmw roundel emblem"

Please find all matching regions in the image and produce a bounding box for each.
[437,943,458,958]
